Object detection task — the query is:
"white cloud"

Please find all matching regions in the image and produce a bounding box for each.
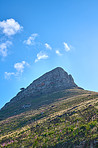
[35,51,48,62]
[24,33,38,45]
[5,61,29,79]
[56,50,62,56]
[0,18,23,36]
[0,41,12,57]
[5,72,15,79]
[63,42,70,51]
[14,61,29,73]
[45,43,52,50]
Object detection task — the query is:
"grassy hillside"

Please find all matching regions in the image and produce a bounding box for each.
[0,88,90,120]
[0,89,98,147]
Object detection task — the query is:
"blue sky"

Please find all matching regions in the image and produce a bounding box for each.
[0,0,98,109]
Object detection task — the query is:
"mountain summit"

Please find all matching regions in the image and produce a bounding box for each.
[23,67,77,95]
[0,67,79,120]
[11,67,78,100]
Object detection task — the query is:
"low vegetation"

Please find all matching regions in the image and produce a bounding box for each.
[0,89,98,147]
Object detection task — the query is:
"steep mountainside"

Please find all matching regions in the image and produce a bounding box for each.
[0,67,79,120]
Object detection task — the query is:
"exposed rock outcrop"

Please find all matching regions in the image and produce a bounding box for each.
[13,67,77,100]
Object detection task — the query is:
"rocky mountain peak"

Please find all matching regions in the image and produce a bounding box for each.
[1,67,78,116]
[15,67,77,99]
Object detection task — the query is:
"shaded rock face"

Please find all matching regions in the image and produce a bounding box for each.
[14,67,77,100]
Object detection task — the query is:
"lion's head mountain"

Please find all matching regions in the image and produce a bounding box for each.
[0,67,81,119]
[0,67,98,147]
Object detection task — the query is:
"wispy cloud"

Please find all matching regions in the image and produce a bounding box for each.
[24,33,38,45]
[0,18,23,36]
[35,51,48,63]
[0,41,12,57]
[5,72,15,79]
[63,42,70,51]
[45,43,52,50]
[56,50,62,56]
[5,61,29,79]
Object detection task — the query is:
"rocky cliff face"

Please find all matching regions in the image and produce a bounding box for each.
[13,67,77,100]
